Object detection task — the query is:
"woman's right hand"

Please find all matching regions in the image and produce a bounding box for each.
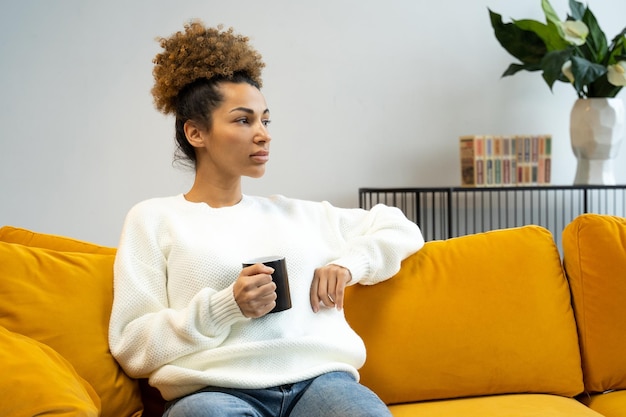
[234,264,277,318]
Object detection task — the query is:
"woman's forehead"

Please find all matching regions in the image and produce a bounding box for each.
[218,82,268,113]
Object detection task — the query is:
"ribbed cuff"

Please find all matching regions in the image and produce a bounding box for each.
[203,283,248,334]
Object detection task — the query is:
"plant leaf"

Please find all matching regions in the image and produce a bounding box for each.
[542,0,562,28]
[515,19,569,51]
[503,62,542,77]
[607,31,626,63]
[588,73,621,97]
[541,49,572,88]
[571,55,607,92]
[489,9,548,65]
[568,0,585,21]
[581,7,608,63]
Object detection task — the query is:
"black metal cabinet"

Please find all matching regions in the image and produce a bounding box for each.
[359,186,626,251]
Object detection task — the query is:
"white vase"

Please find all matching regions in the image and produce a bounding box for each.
[570,97,625,185]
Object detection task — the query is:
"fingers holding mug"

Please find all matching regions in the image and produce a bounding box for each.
[235,263,277,318]
[242,256,292,315]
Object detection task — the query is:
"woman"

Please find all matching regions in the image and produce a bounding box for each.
[109,22,424,417]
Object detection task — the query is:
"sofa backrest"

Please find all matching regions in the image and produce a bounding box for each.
[563,214,626,394]
[0,225,116,255]
[345,225,584,405]
[0,226,144,417]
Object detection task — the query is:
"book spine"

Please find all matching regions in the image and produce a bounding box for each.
[459,136,477,187]
[502,136,511,186]
[531,135,539,186]
[537,135,545,185]
[510,136,517,186]
[475,136,485,187]
[485,135,494,186]
[544,135,552,184]
[516,135,524,185]
[523,136,531,185]
[494,136,503,186]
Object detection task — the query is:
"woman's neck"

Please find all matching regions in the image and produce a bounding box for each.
[184,176,243,208]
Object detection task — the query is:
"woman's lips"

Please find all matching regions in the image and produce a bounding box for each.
[250,151,269,163]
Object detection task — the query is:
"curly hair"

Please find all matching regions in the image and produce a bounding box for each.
[151,21,265,115]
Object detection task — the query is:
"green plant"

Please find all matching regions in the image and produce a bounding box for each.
[489,0,626,98]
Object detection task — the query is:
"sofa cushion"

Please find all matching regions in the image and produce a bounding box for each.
[563,214,626,394]
[0,227,143,417]
[0,225,116,255]
[0,325,100,417]
[389,394,603,417]
[579,390,626,417]
[345,225,584,405]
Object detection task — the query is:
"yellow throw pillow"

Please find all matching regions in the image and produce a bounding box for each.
[0,325,100,417]
[0,234,143,417]
[345,225,584,405]
[563,214,626,393]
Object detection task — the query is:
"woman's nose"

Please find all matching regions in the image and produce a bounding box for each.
[254,124,271,143]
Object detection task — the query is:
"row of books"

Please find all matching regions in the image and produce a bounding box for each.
[459,134,552,187]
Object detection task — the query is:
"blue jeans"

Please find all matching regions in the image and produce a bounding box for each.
[162,371,391,417]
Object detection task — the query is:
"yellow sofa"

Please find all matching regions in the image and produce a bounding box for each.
[345,213,626,417]
[0,213,625,416]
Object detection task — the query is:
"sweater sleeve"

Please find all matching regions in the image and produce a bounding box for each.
[323,202,424,285]
[108,205,248,378]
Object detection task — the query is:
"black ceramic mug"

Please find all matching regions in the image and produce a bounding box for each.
[242,256,292,313]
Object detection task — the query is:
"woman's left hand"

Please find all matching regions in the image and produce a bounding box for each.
[310,264,352,313]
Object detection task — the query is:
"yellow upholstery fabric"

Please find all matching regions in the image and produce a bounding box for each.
[389,394,603,417]
[579,390,626,417]
[0,225,116,255]
[0,325,101,417]
[0,227,143,417]
[563,214,626,394]
[345,225,584,405]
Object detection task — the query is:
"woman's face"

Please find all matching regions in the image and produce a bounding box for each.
[195,81,271,181]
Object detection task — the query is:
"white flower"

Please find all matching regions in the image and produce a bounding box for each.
[559,20,589,46]
[562,60,575,83]
[607,61,626,87]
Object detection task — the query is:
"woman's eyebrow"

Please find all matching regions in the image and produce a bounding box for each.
[230,107,270,115]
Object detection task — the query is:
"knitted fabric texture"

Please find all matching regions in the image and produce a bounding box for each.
[109,194,423,400]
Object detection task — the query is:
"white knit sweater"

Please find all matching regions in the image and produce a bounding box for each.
[108,194,423,401]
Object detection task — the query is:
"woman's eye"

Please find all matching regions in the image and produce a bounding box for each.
[262,119,272,127]
[236,117,249,124]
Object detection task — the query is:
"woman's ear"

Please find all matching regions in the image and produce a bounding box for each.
[183,121,206,148]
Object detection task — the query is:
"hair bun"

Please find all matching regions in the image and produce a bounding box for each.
[151,21,265,115]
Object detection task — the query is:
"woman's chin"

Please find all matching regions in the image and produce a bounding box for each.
[246,167,266,179]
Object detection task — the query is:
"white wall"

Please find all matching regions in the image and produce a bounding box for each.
[1,0,625,246]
